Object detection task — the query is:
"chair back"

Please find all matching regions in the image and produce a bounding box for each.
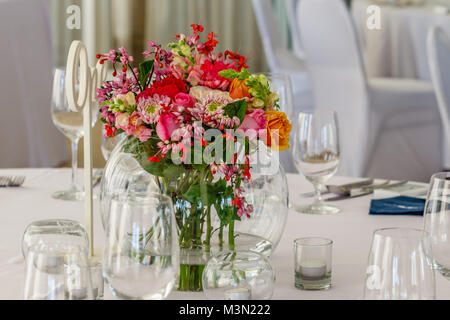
[285,0,305,59]
[0,0,67,167]
[298,0,370,176]
[252,0,287,71]
[428,26,450,168]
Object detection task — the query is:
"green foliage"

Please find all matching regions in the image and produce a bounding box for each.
[224,99,248,127]
[245,74,270,102]
[219,68,251,81]
[182,177,240,226]
[138,60,154,88]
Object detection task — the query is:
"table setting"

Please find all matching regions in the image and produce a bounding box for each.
[1,22,450,302]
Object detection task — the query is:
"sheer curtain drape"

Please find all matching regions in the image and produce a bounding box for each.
[48,0,267,71]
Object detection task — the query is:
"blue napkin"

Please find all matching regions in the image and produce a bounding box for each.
[369,196,425,216]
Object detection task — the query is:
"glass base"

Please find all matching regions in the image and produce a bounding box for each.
[295,203,340,215]
[295,272,332,290]
[52,190,84,201]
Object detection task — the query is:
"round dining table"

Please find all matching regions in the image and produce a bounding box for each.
[352,0,450,81]
[1,168,449,300]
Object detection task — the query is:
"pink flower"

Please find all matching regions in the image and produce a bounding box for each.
[239,109,267,132]
[115,112,130,131]
[156,113,179,142]
[174,93,196,109]
[134,125,152,142]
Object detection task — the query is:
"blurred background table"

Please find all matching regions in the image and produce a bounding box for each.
[352,0,450,80]
[1,168,449,300]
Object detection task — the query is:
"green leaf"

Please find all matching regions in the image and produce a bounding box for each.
[218,69,239,79]
[162,164,186,179]
[138,60,154,88]
[183,184,217,207]
[142,160,167,177]
[224,100,248,127]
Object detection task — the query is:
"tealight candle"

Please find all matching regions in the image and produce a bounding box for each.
[65,287,88,300]
[35,254,64,274]
[298,259,327,280]
[224,287,251,300]
[294,237,333,290]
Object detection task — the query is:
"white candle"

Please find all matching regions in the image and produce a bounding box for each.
[224,287,251,300]
[298,260,327,280]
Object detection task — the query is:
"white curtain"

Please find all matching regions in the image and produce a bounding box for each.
[49,0,267,71]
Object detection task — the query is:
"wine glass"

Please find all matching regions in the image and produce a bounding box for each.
[364,228,435,300]
[51,68,98,201]
[24,243,94,300]
[423,172,450,278]
[292,111,340,214]
[103,192,179,300]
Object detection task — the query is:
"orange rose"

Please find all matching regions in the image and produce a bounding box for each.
[229,78,251,99]
[264,111,292,151]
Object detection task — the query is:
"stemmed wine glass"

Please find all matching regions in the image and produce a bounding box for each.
[292,111,340,214]
[51,68,97,201]
[364,228,435,300]
[423,172,450,278]
[103,192,179,300]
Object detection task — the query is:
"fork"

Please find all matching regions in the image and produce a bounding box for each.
[8,176,25,187]
[0,176,25,187]
[0,176,9,187]
[325,180,408,201]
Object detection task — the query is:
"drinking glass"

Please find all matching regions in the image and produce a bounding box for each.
[22,219,89,259]
[364,228,435,300]
[423,172,450,278]
[259,73,294,119]
[202,250,275,300]
[294,237,332,290]
[24,243,94,300]
[51,68,98,201]
[103,192,179,300]
[292,111,340,214]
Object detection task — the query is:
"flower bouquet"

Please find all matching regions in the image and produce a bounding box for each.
[97,24,292,291]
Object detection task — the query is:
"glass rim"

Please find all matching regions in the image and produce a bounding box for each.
[430,171,450,181]
[294,237,333,247]
[127,192,172,201]
[27,242,88,255]
[25,219,82,227]
[372,227,423,239]
[126,192,174,208]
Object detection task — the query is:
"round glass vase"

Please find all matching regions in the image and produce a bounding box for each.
[100,137,289,292]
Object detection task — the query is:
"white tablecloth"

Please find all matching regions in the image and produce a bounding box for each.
[352,0,450,81]
[1,168,449,300]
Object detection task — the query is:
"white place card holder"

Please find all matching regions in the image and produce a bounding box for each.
[65,40,106,257]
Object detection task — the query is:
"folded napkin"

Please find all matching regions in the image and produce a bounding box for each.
[369,196,425,216]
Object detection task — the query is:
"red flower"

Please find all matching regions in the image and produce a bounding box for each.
[191,24,204,34]
[199,32,219,55]
[137,76,187,102]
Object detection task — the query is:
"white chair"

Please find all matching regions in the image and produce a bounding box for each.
[252,0,313,173]
[299,0,441,181]
[285,0,305,60]
[428,26,450,170]
[0,0,67,168]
